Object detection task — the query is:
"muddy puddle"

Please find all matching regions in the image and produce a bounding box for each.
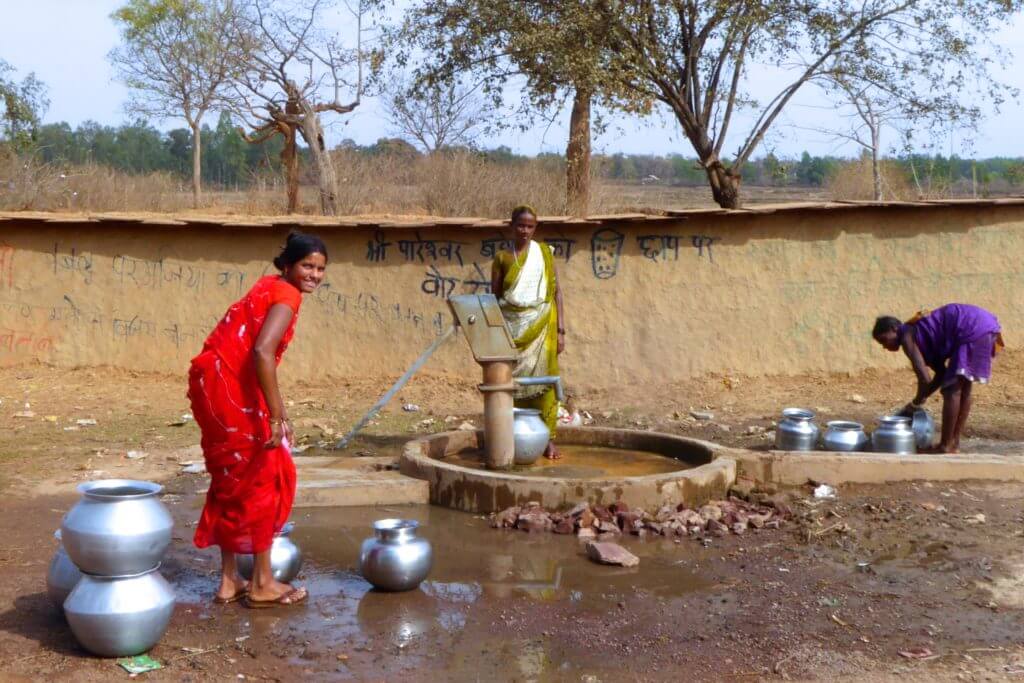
[439,445,691,478]
[170,503,713,671]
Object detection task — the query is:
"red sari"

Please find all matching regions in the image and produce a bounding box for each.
[188,275,302,555]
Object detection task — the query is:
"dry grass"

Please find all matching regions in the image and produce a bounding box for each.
[331,149,615,217]
[827,157,916,201]
[0,152,189,212]
[4,150,991,217]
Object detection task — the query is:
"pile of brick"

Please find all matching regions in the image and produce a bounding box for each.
[490,496,791,540]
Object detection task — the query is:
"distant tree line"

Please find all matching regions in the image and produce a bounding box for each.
[25,119,1024,191]
[34,113,285,188]
[4,0,1022,212]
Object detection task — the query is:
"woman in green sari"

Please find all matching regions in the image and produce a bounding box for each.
[490,205,566,459]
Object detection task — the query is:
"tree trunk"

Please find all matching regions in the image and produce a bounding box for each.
[870,124,882,201]
[705,161,742,209]
[190,123,202,209]
[282,126,299,213]
[299,102,339,216]
[565,87,591,217]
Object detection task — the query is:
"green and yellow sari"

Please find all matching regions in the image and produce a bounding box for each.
[492,240,559,433]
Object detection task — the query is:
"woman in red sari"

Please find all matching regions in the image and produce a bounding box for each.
[188,231,327,608]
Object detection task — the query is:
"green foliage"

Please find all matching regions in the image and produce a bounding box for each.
[0,60,49,153]
[399,0,651,123]
[33,116,283,187]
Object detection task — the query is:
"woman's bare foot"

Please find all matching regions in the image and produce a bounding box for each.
[248,578,299,602]
[922,443,958,454]
[215,575,250,603]
[544,443,561,460]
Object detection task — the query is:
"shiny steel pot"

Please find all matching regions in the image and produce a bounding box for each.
[513,408,550,465]
[46,530,82,610]
[63,566,175,657]
[872,416,917,454]
[61,480,173,576]
[236,522,303,584]
[822,421,870,452]
[774,408,820,451]
[360,519,433,592]
[912,409,935,449]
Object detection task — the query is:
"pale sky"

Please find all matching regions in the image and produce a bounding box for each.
[3,0,1024,159]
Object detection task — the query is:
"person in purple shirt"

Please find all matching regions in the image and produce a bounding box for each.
[872,304,1003,453]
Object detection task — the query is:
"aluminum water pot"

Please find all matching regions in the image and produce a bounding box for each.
[63,566,175,657]
[61,480,173,576]
[872,416,917,454]
[47,530,83,610]
[774,408,820,451]
[822,421,870,453]
[236,522,303,584]
[513,408,549,465]
[912,409,935,449]
[360,519,433,592]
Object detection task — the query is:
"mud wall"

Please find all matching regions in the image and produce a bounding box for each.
[1,205,1022,390]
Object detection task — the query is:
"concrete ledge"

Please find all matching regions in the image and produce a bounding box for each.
[293,457,429,508]
[399,427,736,513]
[731,449,1024,486]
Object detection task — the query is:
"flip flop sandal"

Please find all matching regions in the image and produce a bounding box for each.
[244,587,308,609]
[212,587,250,605]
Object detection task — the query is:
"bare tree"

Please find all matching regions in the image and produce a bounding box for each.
[802,79,902,200]
[589,0,1020,209]
[812,46,990,201]
[385,80,488,153]
[231,0,376,215]
[110,0,241,207]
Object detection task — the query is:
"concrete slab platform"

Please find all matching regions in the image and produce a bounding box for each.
[729,448,1024,486]
[293,456,429,508]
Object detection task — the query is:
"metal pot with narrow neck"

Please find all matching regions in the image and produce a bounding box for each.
[61,480,173,576]
[911,409,935,449]
[63,565,176,657]
[236,522,303,584]
[774,408,820,451]
[512,408,549,465]
[359,519,433,592]
[46,530,83,610]
[872,415,917,454]
[822,421,870,452]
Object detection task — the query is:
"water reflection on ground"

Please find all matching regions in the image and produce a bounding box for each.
[171,503,713,678]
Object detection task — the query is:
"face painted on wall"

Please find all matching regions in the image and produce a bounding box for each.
[284,252,327,293]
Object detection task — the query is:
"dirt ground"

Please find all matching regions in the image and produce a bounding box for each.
[2,355,1024,681]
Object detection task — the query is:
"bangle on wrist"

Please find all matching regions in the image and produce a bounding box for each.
[270,417,289,425]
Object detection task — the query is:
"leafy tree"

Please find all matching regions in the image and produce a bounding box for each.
[110,0,243,206]
[399,0,651,216]
[1005,162,1024,188]
[0,60,48,153]
[589,0,1022,208]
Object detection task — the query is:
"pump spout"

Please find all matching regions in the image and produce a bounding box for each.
[514,375,565,403]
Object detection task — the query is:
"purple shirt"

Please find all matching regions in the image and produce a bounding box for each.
[902,303,1001,371]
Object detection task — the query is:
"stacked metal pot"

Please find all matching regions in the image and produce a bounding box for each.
[51,479,175,657]
[774,407,934,454]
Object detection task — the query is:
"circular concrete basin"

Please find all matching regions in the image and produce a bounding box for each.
[399,426,736,514]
